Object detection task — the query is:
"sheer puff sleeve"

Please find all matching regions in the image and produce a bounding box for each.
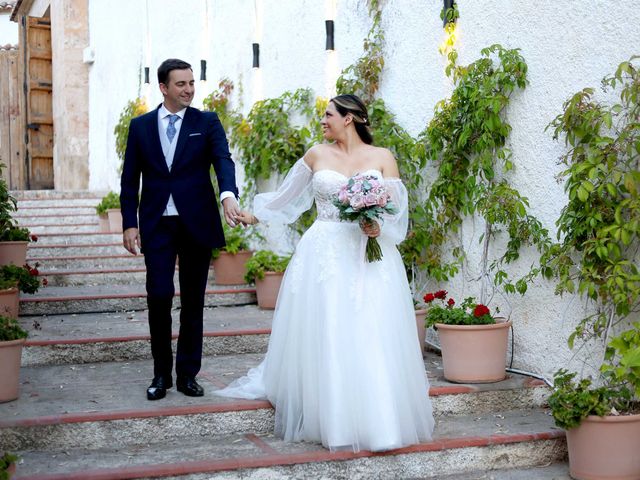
[253,158,314,225]
[381,178,409,245]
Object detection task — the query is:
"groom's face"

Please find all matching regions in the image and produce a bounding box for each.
[160,68,195,112]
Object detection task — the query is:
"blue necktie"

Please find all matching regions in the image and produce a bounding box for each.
[166,114,179,143]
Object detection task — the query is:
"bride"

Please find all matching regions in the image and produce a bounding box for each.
[216,94,434,452]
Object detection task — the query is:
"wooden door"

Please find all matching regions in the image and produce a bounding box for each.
[0,49,24,189]
[22,16,53,189]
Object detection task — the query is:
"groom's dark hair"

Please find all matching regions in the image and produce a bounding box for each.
[157,58,192,85]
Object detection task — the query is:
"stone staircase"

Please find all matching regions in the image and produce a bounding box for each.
[1,191,571,479]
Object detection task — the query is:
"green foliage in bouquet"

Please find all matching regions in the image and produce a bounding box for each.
[422,290,496,328]
[0,264,43,294]
[0,317,28,342]
[244,250,291,284]
[95,192,121,215]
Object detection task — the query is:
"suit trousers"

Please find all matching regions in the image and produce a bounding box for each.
[143,216,212,379]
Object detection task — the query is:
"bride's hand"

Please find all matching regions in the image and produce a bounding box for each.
[360,220,380,238]
[235,211,259,226]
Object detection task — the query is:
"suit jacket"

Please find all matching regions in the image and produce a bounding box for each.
[120,105,238,249]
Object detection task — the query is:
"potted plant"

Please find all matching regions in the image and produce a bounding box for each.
[540,56,640,480]
[244,250,290,309]
[95,191,121,233]
[0,452,18,479]
[211,223,260,285]
[0,316,28,402]
[423,290,511,383]
[0,264,45,318]
[0,167,35,267]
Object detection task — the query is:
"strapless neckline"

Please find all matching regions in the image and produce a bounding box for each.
[313,169,383,179]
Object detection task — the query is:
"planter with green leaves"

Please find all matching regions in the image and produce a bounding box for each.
[423,291,510,383]
[0,264,43,318]
[0,316,28,402]
[244,250,290,309]
[0,452,18,479]
[96,192,122,233]
[211,223,260,285]
[542,57,640,480]
[0,167,33,267]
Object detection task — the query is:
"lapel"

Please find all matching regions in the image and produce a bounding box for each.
[146,105,168,174]
[171,107,197,172]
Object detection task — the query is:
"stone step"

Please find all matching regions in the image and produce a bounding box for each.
[27,242,124,256]
[15,198,102,209]
[435,463,571,479]
[19,305,272,366]
[12,207,99,217]
[19,284,256,315]
[36,267,149,286]
[6,406,565,479]
[23,224,100,234]
[26,232,122,245]
[0,353,554,451]
[14,214,98,226]
[11,190,107,201]
[28,253,145,269]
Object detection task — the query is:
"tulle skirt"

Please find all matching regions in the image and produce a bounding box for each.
[215,219,434,452]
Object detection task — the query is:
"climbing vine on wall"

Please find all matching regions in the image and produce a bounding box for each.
[424,45,550,295]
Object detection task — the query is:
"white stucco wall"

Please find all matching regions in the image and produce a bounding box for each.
[84,0,640,379]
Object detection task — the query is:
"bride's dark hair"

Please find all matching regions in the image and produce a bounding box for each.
[330,94,373,145]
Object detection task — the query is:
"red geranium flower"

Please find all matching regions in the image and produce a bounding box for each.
[423,293,435,303]
[474,304,490,317]
[447,298,455,307]
[434,290,447,299]
[30,234,38,242]
[42,278,48,286]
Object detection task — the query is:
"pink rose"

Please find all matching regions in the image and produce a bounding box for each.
[377,195,388,207]
[338,188,349,204]
[364,193,378,207]
[350,193,365,209]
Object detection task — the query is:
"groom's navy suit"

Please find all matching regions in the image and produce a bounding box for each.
[120,105,238,381]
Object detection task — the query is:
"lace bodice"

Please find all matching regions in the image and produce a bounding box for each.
[313,169,382,222]
[253,158,410,245]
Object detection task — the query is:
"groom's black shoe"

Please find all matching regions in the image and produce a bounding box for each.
[147,376,173,400]
[176,376,204,397]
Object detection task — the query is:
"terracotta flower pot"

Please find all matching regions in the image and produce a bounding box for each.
[98,213,110,232]
[566,413,640,480]
[212,250,253,285]
[0,287,19,319]
[0,241,29,267]
[107,208,123,233]
[415,309,427,357]
[255,272,284,309]
[436,318,511,383]
[0,338,26,402]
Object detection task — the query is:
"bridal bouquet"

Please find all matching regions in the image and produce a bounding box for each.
[333,173,397,262]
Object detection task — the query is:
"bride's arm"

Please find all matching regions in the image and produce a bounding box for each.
[251,157,315,225]
[380,150,409,245]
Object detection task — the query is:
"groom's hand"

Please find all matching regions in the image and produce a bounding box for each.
[123,227,141,255]
[222,197,242,227]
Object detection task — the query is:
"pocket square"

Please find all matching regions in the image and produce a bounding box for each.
[189,132,202,137]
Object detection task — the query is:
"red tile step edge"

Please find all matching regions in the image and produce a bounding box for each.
[19,287,256,303]
[14,430,565,480]
[0,386,474,429]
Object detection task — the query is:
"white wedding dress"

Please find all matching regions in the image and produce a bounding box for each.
[215,158,434,452]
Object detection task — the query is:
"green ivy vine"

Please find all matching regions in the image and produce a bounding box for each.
[114,97,148,174]
[424,45,550,294]
[542,56,640,351]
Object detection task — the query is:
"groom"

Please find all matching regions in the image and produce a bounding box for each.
[120,58,241,400]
